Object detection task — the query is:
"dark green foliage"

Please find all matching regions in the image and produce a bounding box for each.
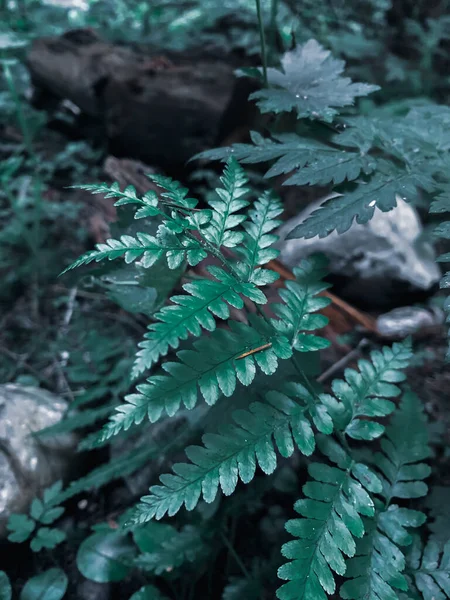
[7,482,66,552]
[0,572,12,600]
[76,529,136,583]
[249,40,379,122]
[4,3,450,599]
[340,391,431,600]
[407,538,450,600]
[20,569,68,600]
[130,391,318,524]
[319,340,413,441]
[278,436,381,600]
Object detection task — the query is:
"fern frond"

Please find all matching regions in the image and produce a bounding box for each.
[203,158,250,249]
[132,266,267,378]
[53,445,162,504]
[134,524,207,573]
[99,318,292,443]
[287,167,433,239]
[277,436,380,600]
[61,229,206,274]
[129,390,316,525]
[340,391,430,600]
[233,191,283,285]
[195,131,375,186]
[249,39,379,122]
[195,131,331,175]
[407,538,450,600]
[430,186,450,360]
[272,255,332,352]
[147,174,199,210]
[320,339,413,440]
[74,181,161,219]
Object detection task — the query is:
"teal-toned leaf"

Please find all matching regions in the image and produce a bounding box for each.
[99,318,291,442]
[76,530,136,583]
[287,167,432,239]
[20,568,68,600]
[0,572,12,600]
[129,585,169,600]
[249,39,379,122]
[129,391,314,525]
[30,528,66,552]
[7,514,36,543]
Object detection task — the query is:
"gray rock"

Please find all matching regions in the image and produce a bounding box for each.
[277,196,440,305]
[377,306,444,337]
[0,384,77,536]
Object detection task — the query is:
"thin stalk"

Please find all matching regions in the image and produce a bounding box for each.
[269,0,279,52]
[220,529,252,580]
[255,0,268,86]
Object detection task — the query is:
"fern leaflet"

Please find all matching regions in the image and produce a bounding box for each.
[132,266,268,378]
[202,158,250,249]
[407,538,450,600]
[320,340,413,440]
[430,186,450,360]
[277,436,380,600]
[340,391,431,600]
[233,190,283,285]
[99,318,292,443]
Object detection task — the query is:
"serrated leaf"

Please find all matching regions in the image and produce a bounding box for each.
[287,168,432,239]
[129,391,315,524]
[277,438,377,600]
[99,318,291,442]
[249,40,379,122]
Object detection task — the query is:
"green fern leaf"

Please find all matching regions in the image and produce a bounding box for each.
[195,132,331,175]
[129,390,317,524]
[147,174,199,210]
[132,266,267,378]
[99,318,292,442]
[249,39,379,122]
[61,228,206,274]
[430,186,450,360]
[233,191,283,285]
[320,340,413,441]
[407,538,450,600]
[203,158,250,248]
[195,131,375,187]
[74,182,161,220]
[287,166,433,239]
[134,524,207,573]
[271,255,332,352]
[340,391,431,600]
[277,436,380,600]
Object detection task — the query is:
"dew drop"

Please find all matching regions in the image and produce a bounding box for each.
[303,95,308,100]
[368,200,376,207]
[295,94,300,98]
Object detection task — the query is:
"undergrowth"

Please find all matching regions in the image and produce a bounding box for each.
[1,1,450,599]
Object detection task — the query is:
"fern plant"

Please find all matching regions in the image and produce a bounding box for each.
[62,150,436,599]
[48,24,449,600]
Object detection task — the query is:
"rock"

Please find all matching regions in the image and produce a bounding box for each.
[377,306,444,337]
[0,384,77,536]
[277,196,441,306]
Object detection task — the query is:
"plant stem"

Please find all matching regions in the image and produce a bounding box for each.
[220,530,252,580]
[269,0,279,52]
[255,0,268,86]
